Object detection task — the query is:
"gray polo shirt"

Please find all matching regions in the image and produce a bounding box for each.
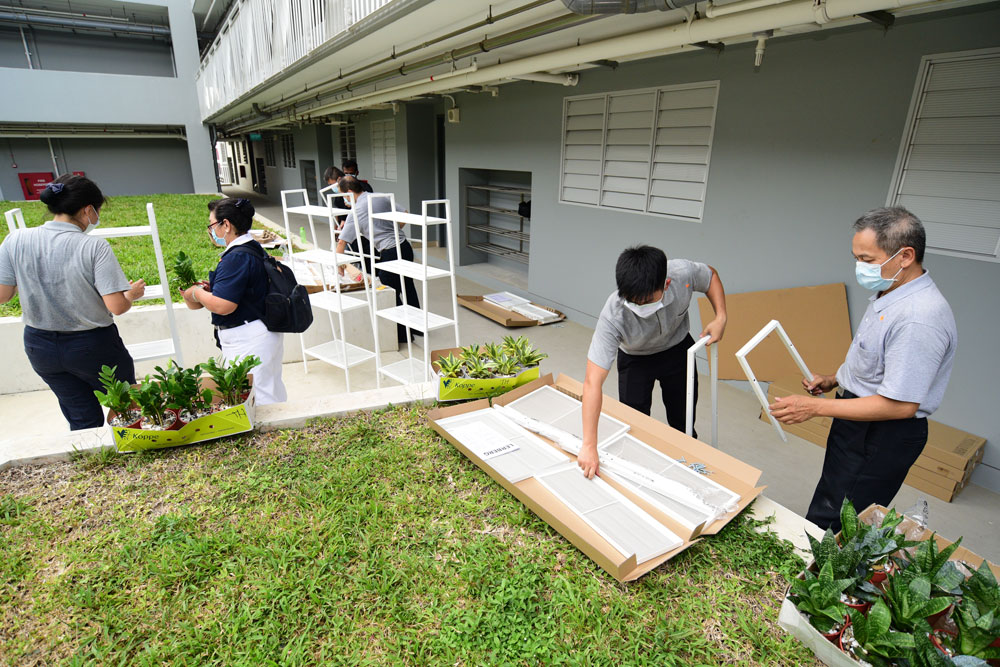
[836,271,956,418]
[587,259,713,369]
[339,192,404,252]
[0,221,130,331]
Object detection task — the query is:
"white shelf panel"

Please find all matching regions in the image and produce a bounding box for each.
[379,357,433,384]
[292,249,361,266]
[304,341,376,369]
[285,204,350,217]
[308,290,369,313]
[126,338,176,362]
[373,259,451,281]
[371,211,447,226]
[135,284,164,301]
[90,225,151,239]
[376,305,453,332]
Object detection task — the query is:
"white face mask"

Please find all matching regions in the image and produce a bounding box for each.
[85,207,100,234]
[624,300,664,318]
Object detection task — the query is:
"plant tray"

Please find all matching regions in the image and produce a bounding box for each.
[430,346,540,401]
[106,378,257,452]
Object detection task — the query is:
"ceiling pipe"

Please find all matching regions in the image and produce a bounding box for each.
[0,9,171,37]
[0,133,186,139]
[291,0,939,119]
[560,0,697,12]
[705,0,789,18]
[513,72,580,85]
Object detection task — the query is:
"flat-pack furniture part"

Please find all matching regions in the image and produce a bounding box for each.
[736,319,815,443]
[4,207,26,234]
[779,503,1000,666]
[698,283,852,382]
[686,335,718,446]
[427,373,766,582]
[456,294,566,328]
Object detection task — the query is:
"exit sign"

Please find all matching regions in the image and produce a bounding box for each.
[248,133,262,141]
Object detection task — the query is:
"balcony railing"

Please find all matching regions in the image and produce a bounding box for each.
[196,0,393,120]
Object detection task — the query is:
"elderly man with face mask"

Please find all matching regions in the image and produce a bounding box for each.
[578,245,728,479]
[769,207,957,531]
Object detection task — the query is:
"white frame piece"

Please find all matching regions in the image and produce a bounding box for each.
[734,319,814,443]
[686,335,718,446]
[505,385,630,449]
[4,207,26,234]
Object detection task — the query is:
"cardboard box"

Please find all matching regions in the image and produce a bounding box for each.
[760,377,986,502]
[779,504,1000,666]
[698,283,852,382]
[107,377,256,452]
[457,295,565,328]
[430,346,542,401]
[427,373,766,582]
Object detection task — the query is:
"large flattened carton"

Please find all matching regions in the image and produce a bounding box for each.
[430,346,541,402]
[107,377,256,452]
[778,503,1000,666]
[427,373,766,582]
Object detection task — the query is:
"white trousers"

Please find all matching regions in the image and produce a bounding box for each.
[218,319,287,405]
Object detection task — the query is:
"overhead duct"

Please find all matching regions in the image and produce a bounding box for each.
[560,0,698,13]
[0,9,172,38]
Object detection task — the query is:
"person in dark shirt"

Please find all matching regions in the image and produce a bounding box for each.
[180,197,287,404]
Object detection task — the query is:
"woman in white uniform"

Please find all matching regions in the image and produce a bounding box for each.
[180,198,286,404]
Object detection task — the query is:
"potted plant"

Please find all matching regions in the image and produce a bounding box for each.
[516,344,548,369]
[433,353,465,379]
[895,535,966,625]
[788,561,855,646]
[491,353,520,378]
[961,562,1000,640]
[884,573,955,634]
[154,361,214,423]
[202,355,261,408]
[94,364,140,428]
[949,600,1000,663]
[129,376,176,430]
[807,527,875,613]
[840,499,917,587]
[847,599,916,665]
[464,355,494,380]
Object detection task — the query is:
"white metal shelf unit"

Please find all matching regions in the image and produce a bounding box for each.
[293,191,380,393]
[367,194,460,385]
[89,203,183,364]
[465,184,530,264]
[280,188,352,258]
[4,207,26,234]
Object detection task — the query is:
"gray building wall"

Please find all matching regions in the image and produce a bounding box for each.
[1,137,193,198]
[0,0,215,194]
[439,6,1000,490]
[0,27,175,76]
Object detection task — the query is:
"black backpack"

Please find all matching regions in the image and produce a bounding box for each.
[229,243,314,334]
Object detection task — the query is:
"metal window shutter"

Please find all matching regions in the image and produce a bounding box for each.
[892,54,1000,260]
[562,94,606,205]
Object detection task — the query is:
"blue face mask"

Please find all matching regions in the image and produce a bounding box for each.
[209,223,227,247]
[855,248,902,291]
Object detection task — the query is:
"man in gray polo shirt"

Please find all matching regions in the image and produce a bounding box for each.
[770,207,957,531]
[578,245,728,478]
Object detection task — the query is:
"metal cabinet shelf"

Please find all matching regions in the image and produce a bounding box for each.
[465,180,530,265]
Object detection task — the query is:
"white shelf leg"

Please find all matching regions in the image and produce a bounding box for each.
[146,203,183,366]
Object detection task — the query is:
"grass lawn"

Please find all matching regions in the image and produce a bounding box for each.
[0,195,283,318]
[0,405,817,665]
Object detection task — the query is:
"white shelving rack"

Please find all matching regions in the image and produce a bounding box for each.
[90,203,183,365]
[367,194,460,385]
[285,191,380,392]
[280,188,351,255]
[4,207,26,234]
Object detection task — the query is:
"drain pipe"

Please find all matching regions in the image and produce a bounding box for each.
[19,26,32,68]
[295,0,938,118]
[513,72,580,85]
[46,138,60,175]
[705,0,789,18]
[560,0,698,11]
[0,9,172,37]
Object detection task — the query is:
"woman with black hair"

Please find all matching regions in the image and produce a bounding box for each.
[0,174,145,430]
[179,197,287,404]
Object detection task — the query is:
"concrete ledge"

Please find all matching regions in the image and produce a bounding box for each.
[0,381,437,471]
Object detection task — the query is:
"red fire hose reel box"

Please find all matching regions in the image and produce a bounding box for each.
[19,172,54,201]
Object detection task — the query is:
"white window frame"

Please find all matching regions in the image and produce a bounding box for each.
[886,47,1000,263]
[558,80,720,223]
[281,134,296,169]
[370,119,396,181]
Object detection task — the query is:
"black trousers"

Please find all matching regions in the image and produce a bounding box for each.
[806,390,928,531]
[617,333,696,435]
[376,240,421,343]
[23,324,135,430]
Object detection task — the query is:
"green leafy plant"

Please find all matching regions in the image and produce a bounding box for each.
[482,342,504,363]
[910,620,990,667]
[516,345,548,368]
[848,599,916,666]
[961,562,1000,620]
[154,362,213,415]
[895,535,966,597]
[788,561,853,633]
[806,528,876,602]
[459,344,482,365]
[464,355,494,380]
[884,574,955,633]
[202,356,261,406]
[129,376,169,427]
[950,601,1000,660]
[171,250,199,290]
[502,335,528,357]
[93,364,135,420]
[433,354,465,379]
[492,354,520,377]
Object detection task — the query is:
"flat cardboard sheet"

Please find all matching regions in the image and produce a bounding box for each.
[698,283,852,381]
[457,295,565,327]
[427,374,766,582]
